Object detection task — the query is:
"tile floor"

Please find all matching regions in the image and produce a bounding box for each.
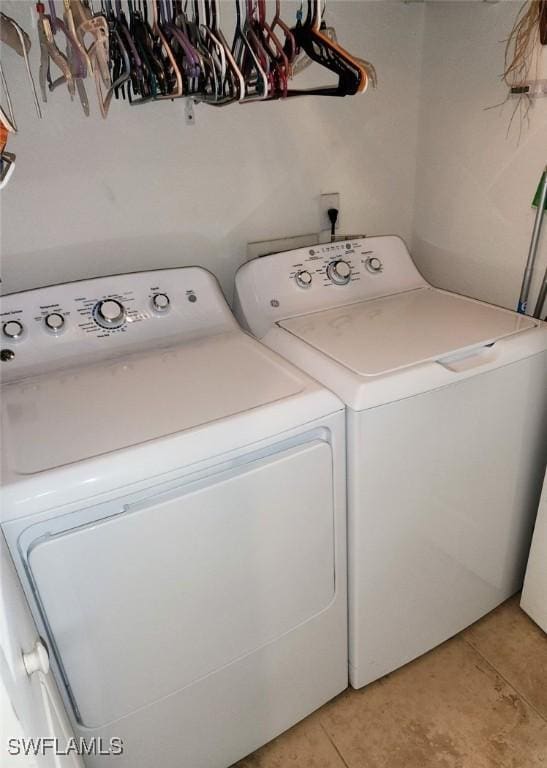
[234,596,547,768]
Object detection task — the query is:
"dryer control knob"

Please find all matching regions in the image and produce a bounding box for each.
[3,320,24,339]
[327,260,351,285]
[152,293,170,312]
[95,299,126,327]
[44,312,65,333]
[295,270,313,289]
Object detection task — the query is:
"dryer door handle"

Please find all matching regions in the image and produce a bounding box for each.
[22,639,50,676]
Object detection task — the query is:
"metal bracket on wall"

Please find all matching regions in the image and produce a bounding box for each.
[510,79,547,98]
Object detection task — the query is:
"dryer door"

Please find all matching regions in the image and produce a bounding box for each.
[24,439,335,729]
[1,535,83,767]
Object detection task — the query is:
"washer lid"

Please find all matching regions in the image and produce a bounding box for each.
[279,288,537,377]
[1,331,313,475]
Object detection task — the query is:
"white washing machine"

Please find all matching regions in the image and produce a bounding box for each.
[0,267,348,768]
[521,468,547,632]
[234,235,547,689]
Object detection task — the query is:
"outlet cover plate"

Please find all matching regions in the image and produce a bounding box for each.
[320,193,341,233]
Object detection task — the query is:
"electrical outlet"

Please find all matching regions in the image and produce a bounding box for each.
[320,193,341,234]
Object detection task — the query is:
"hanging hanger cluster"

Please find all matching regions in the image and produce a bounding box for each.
[32,0,374,115]
[0,1,375,187]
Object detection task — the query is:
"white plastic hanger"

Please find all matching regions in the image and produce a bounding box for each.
[0,11,42,117]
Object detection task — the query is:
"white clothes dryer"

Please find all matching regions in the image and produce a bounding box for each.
[234,235,547,689]
[0,267,347,768]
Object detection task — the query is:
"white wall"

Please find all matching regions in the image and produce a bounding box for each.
[0,0,425,300]
[412,1,547,312]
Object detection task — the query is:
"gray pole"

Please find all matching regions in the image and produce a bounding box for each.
[518,168,547,315]
[533,268,547,319]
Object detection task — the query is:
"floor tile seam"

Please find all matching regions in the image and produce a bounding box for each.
[318,718,352,768]
[460,634,547,724]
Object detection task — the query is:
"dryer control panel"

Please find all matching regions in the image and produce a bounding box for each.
[0,268,236,382]
[234,236,429,339]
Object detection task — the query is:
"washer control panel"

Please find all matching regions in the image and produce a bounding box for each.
[287,241,389,291]
[0,268,235,382]
[288,241,360,291]
[234,236,429,339]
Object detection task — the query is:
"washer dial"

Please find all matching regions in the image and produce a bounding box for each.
[152,293,170,312]
[94,299,126,328]
[365,256,383,274]
[295,270,313,289]
[44,312,65,333]
[3,320,24,340]
[327,260,351,285]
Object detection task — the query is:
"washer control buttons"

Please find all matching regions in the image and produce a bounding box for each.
[94,299,126,328]
[3,320,24,340]
[365,256,383,274]
[152,293,170,312]
[44,312,65,333]
[295,270,313,289]
[327,260,352,285]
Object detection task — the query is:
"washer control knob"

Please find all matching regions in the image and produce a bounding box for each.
[3,320,24,339]
[95,299,126,327]
[152,293,170,312]
[327,260,351,285]
[295,270,313,289]
[365,256,383,274]
[44,312,65,333]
